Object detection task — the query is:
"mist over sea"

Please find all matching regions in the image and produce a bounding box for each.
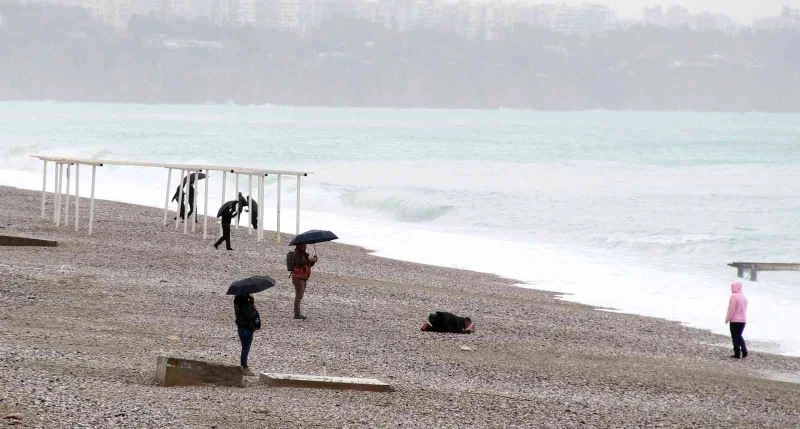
[2,101,799,355]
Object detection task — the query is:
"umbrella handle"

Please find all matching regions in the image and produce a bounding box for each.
[313,243,317,256]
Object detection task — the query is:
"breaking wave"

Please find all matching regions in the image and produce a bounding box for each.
[340,190,454,222]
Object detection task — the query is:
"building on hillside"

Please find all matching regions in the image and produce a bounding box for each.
[78,0,133,30]
[211,0,231,25]
[754,6,800,31]
[547,3,617,37]
[236,0,257,25]
[275,0,301,31]
[690,11,736,34]
[664,5,689,27]
[643,5,664,26]
[644,5,736,34]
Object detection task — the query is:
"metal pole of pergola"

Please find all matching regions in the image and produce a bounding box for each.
[203,170,210,240]
[276,174,281,243]
[248,175,253,236]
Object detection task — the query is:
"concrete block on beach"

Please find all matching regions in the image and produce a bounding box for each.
[0,234,57,247]
[156,356,243,387]
[260,373,392,392]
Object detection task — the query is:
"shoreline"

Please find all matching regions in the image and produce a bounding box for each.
[1,184,799,427]
[6,99,800,114]
[7,170,797,359]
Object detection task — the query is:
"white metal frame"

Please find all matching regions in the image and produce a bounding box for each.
[33,155,309,239]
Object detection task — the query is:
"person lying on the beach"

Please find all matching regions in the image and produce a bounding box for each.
[420,311,476,334]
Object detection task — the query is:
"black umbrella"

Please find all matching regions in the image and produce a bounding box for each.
[183,172,206,185]
[171,173,206,202]
[289,230,338,246]
[217,200,238,217]
[226,275,276,295]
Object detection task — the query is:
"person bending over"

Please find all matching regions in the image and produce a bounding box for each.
[214,203,236,250]
[420,311,476,334]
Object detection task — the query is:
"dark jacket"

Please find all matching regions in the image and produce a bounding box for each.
[234,295,259,331]
[293,251,313,268]
[219,208,234,226]
[172,185,195,205]
[428,311,470,333]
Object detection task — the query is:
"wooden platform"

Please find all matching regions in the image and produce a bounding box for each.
[259,373,392,392]
[0,234,57,247]
[728,262,800,281]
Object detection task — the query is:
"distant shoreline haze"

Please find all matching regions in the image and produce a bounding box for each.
[1,3,799,111]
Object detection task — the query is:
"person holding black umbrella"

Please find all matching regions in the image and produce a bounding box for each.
[287,230,337,320]
[227,276,273,376]
[172,172,205,223]
[173,184,196,222]
[233,294,260,376]
[291,243,317,320]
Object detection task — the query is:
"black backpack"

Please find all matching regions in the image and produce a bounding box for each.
[286,251,295,272]
[253,312,261,330]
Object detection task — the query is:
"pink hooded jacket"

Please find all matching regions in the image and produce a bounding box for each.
[725,281,748,323]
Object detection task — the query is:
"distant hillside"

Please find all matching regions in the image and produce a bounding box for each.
[1,3,799,111]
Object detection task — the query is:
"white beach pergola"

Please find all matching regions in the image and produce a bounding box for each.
[33,155,310,242]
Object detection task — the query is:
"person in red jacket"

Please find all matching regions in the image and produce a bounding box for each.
[291,243,317,320]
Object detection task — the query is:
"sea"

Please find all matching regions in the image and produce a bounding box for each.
[2,101,799,356]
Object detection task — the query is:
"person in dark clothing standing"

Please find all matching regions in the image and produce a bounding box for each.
[214,202,236,250]
[234,294,260,376]
[248,195,258,230]
[179,185,197,221]
[172,184,196,222]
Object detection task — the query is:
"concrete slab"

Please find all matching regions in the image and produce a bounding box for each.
[156,356,243,387]
[259,372,392,392]
[0,234,57,247]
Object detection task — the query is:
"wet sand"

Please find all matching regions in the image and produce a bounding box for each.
[1,185,799,428]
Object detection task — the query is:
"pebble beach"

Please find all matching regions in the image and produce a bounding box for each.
[1,185,799,428]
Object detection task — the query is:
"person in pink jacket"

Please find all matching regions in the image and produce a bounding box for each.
[725,280,748,359]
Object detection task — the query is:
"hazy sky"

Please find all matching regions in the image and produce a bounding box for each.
[557,1,797,24]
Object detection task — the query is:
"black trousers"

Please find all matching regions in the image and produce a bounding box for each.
[238,327,253,368]
[214,224,231,249]
[729,322,747,357]
[179,203,195,220]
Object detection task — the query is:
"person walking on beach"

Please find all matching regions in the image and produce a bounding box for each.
[214,202,236,250]
[234,294,260,375]
[290,243,317,320]
[725,280,748,359]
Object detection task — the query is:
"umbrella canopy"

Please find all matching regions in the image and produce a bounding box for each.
[289,230,338,246]
[171,173,206,201]
[183,172,207,185]
[217,200,238,217]
[226,275,276,295]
